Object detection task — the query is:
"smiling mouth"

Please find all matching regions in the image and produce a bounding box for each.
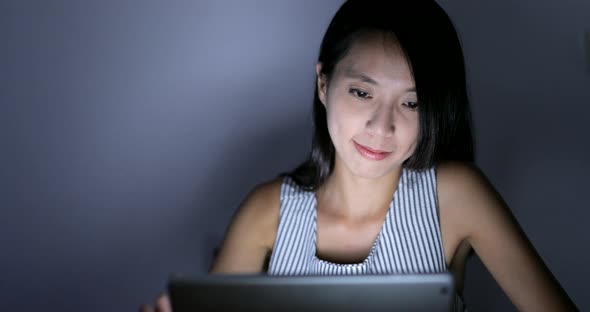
[353,141,392,161]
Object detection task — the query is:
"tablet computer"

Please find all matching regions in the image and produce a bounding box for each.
[168,273,454,312]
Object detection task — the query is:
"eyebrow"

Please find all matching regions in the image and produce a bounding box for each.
[343,68,379,85]
[343,67,416,92]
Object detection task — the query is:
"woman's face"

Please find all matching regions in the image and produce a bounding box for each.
[317,33,419,179]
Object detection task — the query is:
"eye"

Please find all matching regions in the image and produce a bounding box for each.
[402,101,419,110]
[348,88,372,99]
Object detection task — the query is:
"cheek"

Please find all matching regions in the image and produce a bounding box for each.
[326,107,345,144]
[325,95,345,131]
[391,111,419,150]
[409,116,420,140]
[397,107,419,133]
[402,115,420,152]
[326,101,364,141]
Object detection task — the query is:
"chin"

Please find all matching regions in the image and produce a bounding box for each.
[347,160,401,180]
[354,170,390,180]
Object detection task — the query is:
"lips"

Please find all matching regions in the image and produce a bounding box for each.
[353,141,392,161]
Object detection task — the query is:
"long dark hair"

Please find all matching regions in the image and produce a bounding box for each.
[285,0,475,191]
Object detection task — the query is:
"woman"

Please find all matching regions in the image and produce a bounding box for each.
[142,0,577,311]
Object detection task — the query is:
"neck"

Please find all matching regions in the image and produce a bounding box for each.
[317,162,402,220]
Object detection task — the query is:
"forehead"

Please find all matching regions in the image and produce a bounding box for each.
[334,32,414,84]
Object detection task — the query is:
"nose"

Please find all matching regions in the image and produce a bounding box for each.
[366,104,395,137]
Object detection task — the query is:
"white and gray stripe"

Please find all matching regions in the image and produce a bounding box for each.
[267,167,465,311]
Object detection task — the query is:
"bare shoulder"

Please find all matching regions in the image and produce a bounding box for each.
[232,176,283,238]
[436,160,491,200]
[208,176,283,274]
[435,162,489,279]
[436,161,576,311]
[436,160,533,253]
[435,161,500,239]
[238,177,283,224]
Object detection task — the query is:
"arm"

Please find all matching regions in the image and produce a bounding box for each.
[208,178,281,274]
[437,162,577,311]
[139,179,281,312]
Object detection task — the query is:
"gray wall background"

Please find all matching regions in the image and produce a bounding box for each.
[2,0,589,311]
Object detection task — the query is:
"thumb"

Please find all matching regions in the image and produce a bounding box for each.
[155,293,172,312]
[138,304,154,312]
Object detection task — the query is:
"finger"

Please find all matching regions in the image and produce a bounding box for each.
[155,293,172,312]
[139,304,154,312]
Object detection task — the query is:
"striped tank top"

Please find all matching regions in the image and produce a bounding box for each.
[267,167,466,311]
